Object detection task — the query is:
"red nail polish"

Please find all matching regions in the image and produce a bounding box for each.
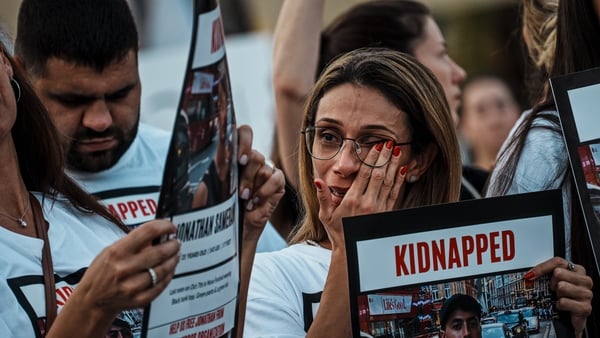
[314,181,322,190]
[386,140,393,149]
[400,166,407,175]
[523,270,535,280]
[375,143,384,151]
[393,146,401,157]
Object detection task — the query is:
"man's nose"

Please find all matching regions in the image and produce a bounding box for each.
[83,99,112,131]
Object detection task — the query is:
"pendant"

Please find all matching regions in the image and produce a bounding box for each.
[18,218,27,227]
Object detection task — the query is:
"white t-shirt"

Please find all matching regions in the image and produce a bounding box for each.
[244,243,331,337]
[68,122,286,252]
[0,193,126,337]
[67,123,170,228]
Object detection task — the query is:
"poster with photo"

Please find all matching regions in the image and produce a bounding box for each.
[142,1,239,337]
[344,190,573,338]
[550,67,600,275]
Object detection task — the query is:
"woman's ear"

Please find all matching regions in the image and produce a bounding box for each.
[405,143,438,183]
[0,51,14,79]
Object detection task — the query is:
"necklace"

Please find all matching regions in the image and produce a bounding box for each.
[0,195,31,227]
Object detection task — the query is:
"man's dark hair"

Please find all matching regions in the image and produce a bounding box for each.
[15,0,139,76]
[440,293,482,329]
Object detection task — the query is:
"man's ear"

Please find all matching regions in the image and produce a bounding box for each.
[405,143,438,183]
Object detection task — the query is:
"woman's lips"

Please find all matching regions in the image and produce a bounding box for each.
[330,187,347,207]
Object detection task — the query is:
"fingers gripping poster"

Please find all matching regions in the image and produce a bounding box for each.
[142,1,240,337]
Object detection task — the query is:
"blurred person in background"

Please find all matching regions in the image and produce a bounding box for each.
[486,0,597,336]
[270,0,486,242]
[458,75,520,172]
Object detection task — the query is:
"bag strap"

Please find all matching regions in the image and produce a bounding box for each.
[30,193,57,332]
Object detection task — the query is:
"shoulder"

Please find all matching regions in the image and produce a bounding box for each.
[35,193,125,240]
[253,243,330,273]
[250,243,330,294]
[138,123,172,140]
[136,123,172,149]
[246,244,330,337]
[126,123,172,164]
[522,109,566,156]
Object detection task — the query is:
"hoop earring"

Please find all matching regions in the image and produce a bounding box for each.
[10,78,21,103]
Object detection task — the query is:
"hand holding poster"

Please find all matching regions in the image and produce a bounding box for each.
[550,67,600,276]
[142,1,240,337]
[344,190,573,338]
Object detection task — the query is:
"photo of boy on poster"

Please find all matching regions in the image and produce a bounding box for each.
[343,190,572,338]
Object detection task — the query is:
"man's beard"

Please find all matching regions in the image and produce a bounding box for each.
[67,124,139,172]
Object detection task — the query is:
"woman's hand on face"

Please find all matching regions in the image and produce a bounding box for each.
[74,219,180,314]
[315,142,406,247]
[525,257,593,337]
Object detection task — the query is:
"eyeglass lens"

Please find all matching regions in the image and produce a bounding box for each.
[305,127,394,167]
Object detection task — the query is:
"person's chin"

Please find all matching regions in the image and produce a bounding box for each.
[68,150,119,172]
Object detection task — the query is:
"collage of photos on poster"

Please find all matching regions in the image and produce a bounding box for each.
[343,190,570,338]
[143,2,240,338]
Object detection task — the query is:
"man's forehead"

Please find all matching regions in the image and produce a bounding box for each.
[35,55,139,95]
[448,310,479,321]
[42,53,138,76]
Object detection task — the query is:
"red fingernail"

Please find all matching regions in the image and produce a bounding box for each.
[393,146,401,157]
[314,181,322,190]
[386,140,393,149]
[523,270,535,280]
[400,166,408,175]
[375,143,384,151]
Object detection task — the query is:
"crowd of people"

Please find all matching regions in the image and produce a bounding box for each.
[0,0,598,337]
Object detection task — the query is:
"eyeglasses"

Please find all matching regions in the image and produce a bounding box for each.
[302,126,411,167]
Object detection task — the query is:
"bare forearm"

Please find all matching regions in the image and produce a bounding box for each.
[272,0,323,94]
[306,248,351,338]
[235,223,263,338]
[47,293,116,338]
[272,0,324,189]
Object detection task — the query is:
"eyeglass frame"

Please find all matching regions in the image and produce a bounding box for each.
[301,126,412,168]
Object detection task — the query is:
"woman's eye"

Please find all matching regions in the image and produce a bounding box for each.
[357,136,387,146]
[318,131,340,144]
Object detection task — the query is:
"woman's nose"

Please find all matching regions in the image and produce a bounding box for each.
[332,140,361,175]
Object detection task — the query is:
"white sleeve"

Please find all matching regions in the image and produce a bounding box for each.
[243,254,306,338]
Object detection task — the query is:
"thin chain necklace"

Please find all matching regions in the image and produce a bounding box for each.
[0,195,31,227]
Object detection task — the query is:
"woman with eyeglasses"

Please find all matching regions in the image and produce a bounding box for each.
[241,48,462,337]
[269,0,485,246]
